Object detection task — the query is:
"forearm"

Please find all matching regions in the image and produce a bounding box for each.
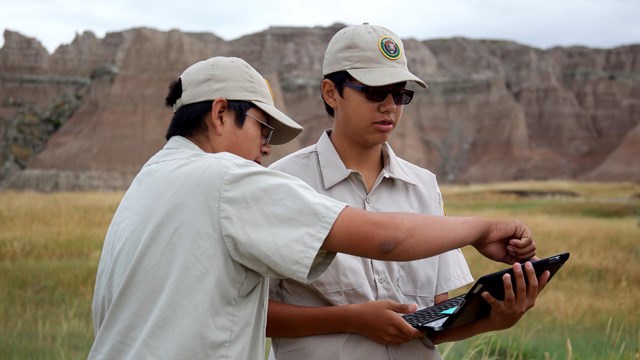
[323,207,490,261]
[266,300,355,338]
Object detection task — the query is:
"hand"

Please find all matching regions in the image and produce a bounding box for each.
[473,219,536,264]
[481,262,550,330]
[350,300,424,345]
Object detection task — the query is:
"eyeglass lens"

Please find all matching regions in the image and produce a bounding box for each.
[241,111,274,145]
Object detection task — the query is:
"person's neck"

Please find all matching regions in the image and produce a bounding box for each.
[329,131,384,192]
[187,133,215,153]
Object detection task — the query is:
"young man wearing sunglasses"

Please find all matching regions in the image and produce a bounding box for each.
[267,24,546,360]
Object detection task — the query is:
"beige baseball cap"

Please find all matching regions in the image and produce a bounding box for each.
[323,23,427,88]
[173,56,303,145]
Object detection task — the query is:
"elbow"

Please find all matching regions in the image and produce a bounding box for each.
[377,239,398,257]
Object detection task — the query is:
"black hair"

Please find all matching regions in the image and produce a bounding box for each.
[322,71,353,117]
[164,78,255,140]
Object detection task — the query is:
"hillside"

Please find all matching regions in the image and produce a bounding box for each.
[1,25,638,190]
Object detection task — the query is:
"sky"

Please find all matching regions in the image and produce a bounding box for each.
[1,0,639,53]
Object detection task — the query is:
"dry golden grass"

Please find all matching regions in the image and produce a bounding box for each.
[440,181,640,359]
[0,191,121,261]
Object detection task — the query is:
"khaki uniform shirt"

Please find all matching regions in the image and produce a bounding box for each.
[89,136,346,360]
[269,131,473,360]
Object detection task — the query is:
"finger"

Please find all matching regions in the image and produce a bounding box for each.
[517,221,532,239]
[513,263,527,307]
[509,249,537,262]
[509,238,535,253]
[389,318,424,340]
[508,242,536,261]
[537,270,551,293]
[509,236,533,249]
[503,272,516,305]
[523,262,539,306]
[508,242,534,256]
[481,291,501,310]
[375,323,414,345]
[399,323,426,338]
[388,302,418,315]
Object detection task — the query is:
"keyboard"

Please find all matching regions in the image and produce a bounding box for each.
[402,295,465,328]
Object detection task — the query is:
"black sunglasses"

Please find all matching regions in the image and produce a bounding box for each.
[343,81,414,105]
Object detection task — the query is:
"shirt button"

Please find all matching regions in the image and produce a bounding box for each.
[377,276,385,283]
[366,197,371,204]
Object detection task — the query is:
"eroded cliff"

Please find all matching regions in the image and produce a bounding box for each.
[1,25,638,190]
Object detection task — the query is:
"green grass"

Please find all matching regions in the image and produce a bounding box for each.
[1,181,639,359]
[1,261,96,359]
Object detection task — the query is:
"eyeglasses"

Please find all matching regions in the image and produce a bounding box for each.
[239,111,274,145]
[343,81,414,105]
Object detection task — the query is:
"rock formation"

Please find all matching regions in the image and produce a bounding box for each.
[0,25,638,190]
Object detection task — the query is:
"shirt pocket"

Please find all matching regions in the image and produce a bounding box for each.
[396,258,438,300]
[311,253,366,295]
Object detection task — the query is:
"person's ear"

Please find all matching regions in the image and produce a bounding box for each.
[210,98,228,135]
[321,79,338,109]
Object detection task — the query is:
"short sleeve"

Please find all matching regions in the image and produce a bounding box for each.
[219,161,347,283]
[435,249,474,294]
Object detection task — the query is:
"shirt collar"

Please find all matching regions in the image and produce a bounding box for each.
[382,143,418,186]
[164,136,205,152]
[316,130,418,189]
[316,130,350,189]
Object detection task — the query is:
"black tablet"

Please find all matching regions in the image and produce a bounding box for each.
[402,252,570,332]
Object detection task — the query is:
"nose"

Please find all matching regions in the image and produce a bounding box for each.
[379,93,397,112]
[261,143,272,157]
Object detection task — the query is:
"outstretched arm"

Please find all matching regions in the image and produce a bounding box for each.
[322,207,536,264]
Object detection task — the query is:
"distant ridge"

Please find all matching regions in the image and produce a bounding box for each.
[1,25,638,190]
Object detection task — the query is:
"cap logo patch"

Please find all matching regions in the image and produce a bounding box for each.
[264,78,275,102]
[378,36,401,60]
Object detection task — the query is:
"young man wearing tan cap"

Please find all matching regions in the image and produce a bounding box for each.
[88,56,544,360]
[267,24,547,360]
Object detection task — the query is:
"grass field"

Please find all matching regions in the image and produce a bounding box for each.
[0,181,638,359]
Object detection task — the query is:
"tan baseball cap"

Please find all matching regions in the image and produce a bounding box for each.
[323,23,427,88]
[173,57,303,145]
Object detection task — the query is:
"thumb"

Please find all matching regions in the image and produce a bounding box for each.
[389,302,419,314]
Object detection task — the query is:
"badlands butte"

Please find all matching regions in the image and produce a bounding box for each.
[0,24,638,191]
